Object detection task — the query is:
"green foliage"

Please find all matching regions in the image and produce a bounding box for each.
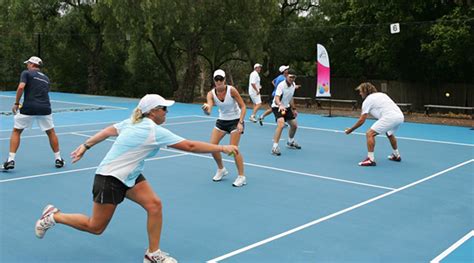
[421,6,474,82]
[1,0,472,97]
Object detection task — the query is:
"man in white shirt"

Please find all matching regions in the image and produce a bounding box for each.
[345,82,404,166]
[270,70,301,156]
[248,63,262,122]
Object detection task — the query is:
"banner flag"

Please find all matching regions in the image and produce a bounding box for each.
[316,44,331,97]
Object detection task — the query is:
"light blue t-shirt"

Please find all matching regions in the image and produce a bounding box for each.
[272,74,285,96]
[96,118,185,187]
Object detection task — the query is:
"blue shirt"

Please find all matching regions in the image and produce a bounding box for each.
[96,118,185,187]
[272,74,285,97]
[19,70,52,115]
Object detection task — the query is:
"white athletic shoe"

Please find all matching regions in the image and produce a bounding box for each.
[232,176,247,187]
[212,168,228,182]
[144,249,177,263]
[35,204,58,239]
[271,146,281,156]
[286,141,302,149]
[249,115,257,123]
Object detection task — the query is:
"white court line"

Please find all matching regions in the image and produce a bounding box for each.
[2,131,395,191]
[0,118,215,139]
[190,115,474,147]
[0,95,127,110]
[64,119,214,140]
[163,147,395,191]
[0,121,120,132]
[0,153,189,183]
[430,230,474,263]
[0,115,201,132]
[206,159,474,262]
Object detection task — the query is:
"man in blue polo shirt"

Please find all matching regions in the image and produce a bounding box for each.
[3,56,64,170]
[257,65,289,125]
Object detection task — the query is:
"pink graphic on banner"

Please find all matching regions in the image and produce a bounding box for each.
[316,44,330,97]
[317,63,330,96]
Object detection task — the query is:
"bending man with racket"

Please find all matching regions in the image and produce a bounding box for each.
[345,82,404,166]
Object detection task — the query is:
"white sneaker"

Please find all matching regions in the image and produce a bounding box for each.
[212,168,228,182]
[144,249,177,263]
[35,204,58,239]
[232,176,247,187]
[271,146,281,156]
[249,115,257,123]
[286,141,302,149]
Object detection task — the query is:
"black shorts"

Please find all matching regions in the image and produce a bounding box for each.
[272,107,296,122]
[92,174,146,205]
[215,118,244,134]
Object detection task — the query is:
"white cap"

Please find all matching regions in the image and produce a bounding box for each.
[138,94,175,114]
[279,65,289,73]
[254,63,262,69]
[24,56,43,66]
[213,69,225,78]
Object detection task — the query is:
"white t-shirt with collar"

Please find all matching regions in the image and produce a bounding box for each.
[361,92,403,119]
[271,80,295,108]
[248,70,261,96]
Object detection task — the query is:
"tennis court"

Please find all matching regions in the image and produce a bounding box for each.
[1,91,472,263]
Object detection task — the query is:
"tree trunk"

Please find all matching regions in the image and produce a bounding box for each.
[86,29,103,94]
[87,56,100,94]
[174,36,200,102]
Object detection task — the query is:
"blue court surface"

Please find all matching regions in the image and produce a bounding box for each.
[1,92,472,263]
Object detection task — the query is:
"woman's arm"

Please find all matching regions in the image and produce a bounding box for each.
[202,91,214,115]
[70,125,119,163]
[230,86,246,122]
[170,140,238,155]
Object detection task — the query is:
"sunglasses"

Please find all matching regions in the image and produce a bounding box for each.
[214,76,225,82]
[154,106,167,111]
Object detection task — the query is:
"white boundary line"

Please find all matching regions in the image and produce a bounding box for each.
[190,115,474,147]
[163,147,395,191]
[0,117,214,138]
[0,121,120,132]
[1,132,395,191]
[0,115,200,132]
[1,113,471,147]
[0,153,189,183]
[71,132,393,191]
[430,230,474,263]
[206,159,474,262]
[0,94,127,110]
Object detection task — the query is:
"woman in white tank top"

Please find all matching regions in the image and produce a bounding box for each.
[201,69,247,187]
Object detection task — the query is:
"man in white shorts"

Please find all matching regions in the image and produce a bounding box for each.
[3,56,64,170]
[248,63,263,122]
[345,82,404,166]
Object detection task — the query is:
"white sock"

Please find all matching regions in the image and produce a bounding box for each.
[8,152,16,162]
[54,152,61,160]
[273,143,279,148]
[288,137,295,143]
[148,248,161,255]
[218,167,225,172]
[368,152,375,161]
[393,149,400,157]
